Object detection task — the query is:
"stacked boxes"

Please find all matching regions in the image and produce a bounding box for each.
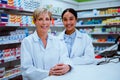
[8,14,33,26]
[24,0,40,11]
[0,0,7,4]
[7,0,14,6]
[0,0,41,11]
[14,0,23,8]
[0,67,5,78]
[0,13,8,23]
[8,14,22,24]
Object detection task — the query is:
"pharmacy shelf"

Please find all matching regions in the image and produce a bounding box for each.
[50,25,64,27]
[76,24,106,27]
[0,22,35,27]
[52,14,61,18]
[0,23,64,28]
[78,14,120,19]
[0,42,21,51]
[0,26,17,34]
[0,3,35,80]
[106,23,120,27]
[0,3,61,17]
[0,23,6,27]
[89,32,120,35]
[76,5,120,12]
[0,3,33,16]
[0,55,20,65]
[0,71,21,80]
[93,42,115,44]
[0,3,23,10]
[76,24,120,27]
[0,40,21,45]
[6,23,35,27]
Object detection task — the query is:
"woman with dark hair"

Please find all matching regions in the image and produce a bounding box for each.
[59,8,95,65]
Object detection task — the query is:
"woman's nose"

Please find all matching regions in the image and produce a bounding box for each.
[43,20,47,24]
[66,20,71,24]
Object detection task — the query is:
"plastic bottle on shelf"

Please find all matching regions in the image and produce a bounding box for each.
[93,9,99,16]
[0,67,5,78]
[51,18,55,26]
[118,8,120,14]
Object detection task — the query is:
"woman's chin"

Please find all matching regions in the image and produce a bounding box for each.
[66,28,73,31]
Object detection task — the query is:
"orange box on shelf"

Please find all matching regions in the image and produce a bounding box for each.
[97,39,106,42]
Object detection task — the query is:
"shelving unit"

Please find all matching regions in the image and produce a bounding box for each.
[48,6,120,53]
[1,71,21,80]
[0,1,38,79]
[76,6,120,53]
[0,1,63,79]
[0,0,120,79]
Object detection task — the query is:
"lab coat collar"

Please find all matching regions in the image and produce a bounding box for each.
[59,29,83,40]
[59,29,84,58]
[64,31,76,39]
[33,30,53,42]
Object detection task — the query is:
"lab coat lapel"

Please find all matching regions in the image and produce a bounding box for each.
[70,30,82,58]
[58,30,66,44]
[33,31,52,50]
[58,30,65,40]
[46,34,53,50]
[59,30,82,58]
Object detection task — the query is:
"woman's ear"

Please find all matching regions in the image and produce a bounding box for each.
[33,19,35,24]
[115,36,120,44]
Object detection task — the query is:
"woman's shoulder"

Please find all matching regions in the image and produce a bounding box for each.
[76,30,89,37]
[22,33,34,43]
[48,34,60,41]
[76,32,92,43]
[49,34,64,45]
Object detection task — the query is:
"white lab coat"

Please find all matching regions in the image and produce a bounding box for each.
[58,29,95,65]
[21,31,71,80]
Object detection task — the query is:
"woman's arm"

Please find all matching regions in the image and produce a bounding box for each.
[21,38,49,80]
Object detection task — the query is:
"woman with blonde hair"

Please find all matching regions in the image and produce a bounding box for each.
[21,7,72,80]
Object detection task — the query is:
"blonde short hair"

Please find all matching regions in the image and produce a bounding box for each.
[33,7,52,21]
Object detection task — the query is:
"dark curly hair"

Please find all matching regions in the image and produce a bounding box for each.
[61,8,77,20]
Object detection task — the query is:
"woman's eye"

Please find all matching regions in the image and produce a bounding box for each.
[38,18,42,21]
[70,18,73,20]
[63,18,67,21]
[46,18,50,21]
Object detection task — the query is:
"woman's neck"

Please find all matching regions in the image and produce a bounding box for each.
[37,31,48,48]
[37,30,47,40]
[65,28,75,35]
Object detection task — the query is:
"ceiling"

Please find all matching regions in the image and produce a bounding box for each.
[73,0,94,2]
[61,0,115,5]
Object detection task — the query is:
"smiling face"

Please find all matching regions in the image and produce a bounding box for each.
[62,11,77,34]
[62,11,77,30]
[33,8,52,34]
[34,13,51,34]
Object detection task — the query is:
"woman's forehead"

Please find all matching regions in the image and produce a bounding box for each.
[38,13,50,18]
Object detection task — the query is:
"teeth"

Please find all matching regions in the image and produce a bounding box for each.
[67,25,71,27]
[41,26,47,28]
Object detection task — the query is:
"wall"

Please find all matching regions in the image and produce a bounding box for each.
[33,0,120,14]
[77,0,120,10]
[40,0,77,15]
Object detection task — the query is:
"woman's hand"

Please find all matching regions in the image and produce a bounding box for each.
[49,63,71,76]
